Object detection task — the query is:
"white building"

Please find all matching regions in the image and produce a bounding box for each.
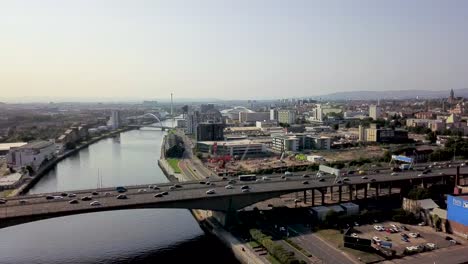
[196,140,266,157]
[6,141,55,170]
[108,110,121,130]
[270,109,278,121]
[278,110,296,124]
[369,105,381,120]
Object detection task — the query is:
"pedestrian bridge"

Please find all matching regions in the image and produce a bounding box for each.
[0,167,462,229]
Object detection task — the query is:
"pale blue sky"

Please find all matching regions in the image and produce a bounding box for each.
[1,0,467,100]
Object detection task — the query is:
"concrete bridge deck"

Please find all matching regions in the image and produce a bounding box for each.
[0,166,464,228]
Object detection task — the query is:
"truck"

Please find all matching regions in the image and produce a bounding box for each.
[238,174,257,181]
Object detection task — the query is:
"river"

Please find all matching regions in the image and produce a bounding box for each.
[0,121,239,264]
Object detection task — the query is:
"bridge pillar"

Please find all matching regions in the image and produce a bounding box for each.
[303,190,307,204]
[330,186,334,201]
[355,185,359,199]
[388,184,392,196]
[321,189,325,205]
[375,184,380,199]
[311,189,315,206]
[348,185,353,201]
[338,185,342,203]
[364,184,368,199]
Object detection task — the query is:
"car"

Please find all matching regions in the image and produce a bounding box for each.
[154,193,163,198]
[418,222,426,226]
[241,185,250,190]
[281,176,286,179]
[401,233,409,238]
[445,236,454,241]
[104,192,112,196]
[46,195,55,200]
[461,163,466,167]
[351,233,358,238]
[391,172,398,176]
[316,172,323,177]
[423,169,431,174]
[81,196,92,201]
[60,192,68,197]
[174,184,182,188]
[161,191,169,195]
[148,185,154,189]
[400,225,409,231]
[354,222,359,226]
[152,186,160,190]
[390,224,398,229]
[336,180,342,184]
[361,176,368,179]
[90,201,101,206]
[0,199,6,204]
[409,232,419,238]
[117,194,128,199]
[206,189,215,195]
[225,185,234,189]
[343,177,350,181]
[372,236,381,243]
[137,189,147,193]
[370,179,377,182]
[116,187,127,193]
[169,186,176,190]
[401,237,409,242]
[302,174,310,178]
[199,181,206,185]
[318,178,325,182]
[68,193,76,198]
[228,180,236,184]
[294,198,301,203]
[449,239,457,244]
[439,172,446,175]
[222,177,228,180]
[284,171,292,176]
[92,191,99,195]
[302,181,309,185]
[426,243,436,250]
[19,200,27,205]
[69,199,79,204]
[241,189,250,193]
[53,196,64,200]
[262,176,270,181]
[374,225,384,231]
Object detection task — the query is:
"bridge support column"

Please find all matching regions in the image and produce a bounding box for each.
[330,186,334,201]
[311,189,315,206]
[364,184,368,199]
[349,185,353,201]
[375,184,380,199]
[338,185,342,202]
[355,185,359,199]
[321,189,325,205]
[388,184,392,196]
[303,190,307,204]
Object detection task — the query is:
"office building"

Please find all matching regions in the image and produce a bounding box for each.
[196,140,265,157]
[278,110,296,124]
[239,112,270,123]
[108,110,121,130]
[272,134,331,152]
[270,109,279,121]
[196,123,224,141]
[186,111,200,134]
[369,105,381,120]
[365,124,408,143]
[200,104,215,113]
[6,141,55,170]
[446,195,468,237]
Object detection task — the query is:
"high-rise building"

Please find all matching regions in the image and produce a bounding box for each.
[369,105,381,120]
[196,123,224,141]
[448,89,455,104]
[278,110,296,124]
[270,109,278,121]
[108,110,121,130]
[200,104,215,113]
[186,111,200,134]
[313,104,323,121]
[358,125,366,142]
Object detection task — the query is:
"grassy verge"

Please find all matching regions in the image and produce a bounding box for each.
[284,239,313,257]
[315,229,384,263]
[167,158,182,173]
[0,189,14,198]
[266,254,282,264]
[248,241,261,248]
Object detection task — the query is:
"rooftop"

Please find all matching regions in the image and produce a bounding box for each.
[0,142,27,152]
[198,139,265,146]
[19,141,54,150]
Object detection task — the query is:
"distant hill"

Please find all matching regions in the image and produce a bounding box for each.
[312,88,468,100]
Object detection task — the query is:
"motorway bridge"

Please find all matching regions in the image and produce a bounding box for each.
[0,166,465,229]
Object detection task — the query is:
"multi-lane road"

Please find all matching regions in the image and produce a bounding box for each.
[0,166,464,228]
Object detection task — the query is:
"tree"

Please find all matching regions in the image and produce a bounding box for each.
[407,188,430,200]
[425,132,437,143]
[332,124,339,130]
[345,122,351,129]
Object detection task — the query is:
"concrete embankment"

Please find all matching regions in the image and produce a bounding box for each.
[17,127,134,196]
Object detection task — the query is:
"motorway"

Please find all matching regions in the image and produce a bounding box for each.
[0,166,465,227]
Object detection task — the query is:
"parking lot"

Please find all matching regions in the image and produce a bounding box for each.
[352,221,459,255]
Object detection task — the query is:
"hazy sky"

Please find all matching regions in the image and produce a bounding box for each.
[1,0,468,100]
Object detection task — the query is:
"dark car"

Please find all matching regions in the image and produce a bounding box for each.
[92,192,99,196]
[154,193,163,198]
[60,193,68,197]
[228,180,236,184]
[370,179,377,182]
[222,177,228,180]
[302,175,310,178]
[241,185,250,190]
[199,181,206,185]
[69,199,79,204]
[174,184,182,188]
[422,169,431,174]
[117,194,128,199]
[319,178,325,182]
[302,181,309,185]
[46,195,55,200]
[0,199,7,204]
[116,186,127,193]
[81,196,92,201]
[161,191,169,195]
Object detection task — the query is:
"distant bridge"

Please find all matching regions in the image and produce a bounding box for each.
[0,166,464,229]
[128,113,172,130]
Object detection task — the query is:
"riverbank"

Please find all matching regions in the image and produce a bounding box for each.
[160,134,265,264]
[12,127,134,196]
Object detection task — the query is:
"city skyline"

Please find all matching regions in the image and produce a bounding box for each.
[1,1,468,100]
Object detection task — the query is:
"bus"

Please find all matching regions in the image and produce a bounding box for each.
[238,174,257,181]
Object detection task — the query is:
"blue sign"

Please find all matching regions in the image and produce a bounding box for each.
[392,155,413,163]
[447,195,468,226]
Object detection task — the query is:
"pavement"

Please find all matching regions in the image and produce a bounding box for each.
[288,225,356,264]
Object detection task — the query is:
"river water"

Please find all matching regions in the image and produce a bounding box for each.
[0,121,239,264]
